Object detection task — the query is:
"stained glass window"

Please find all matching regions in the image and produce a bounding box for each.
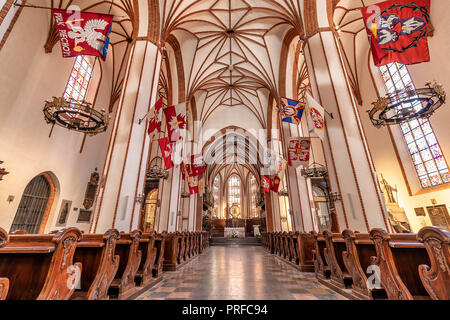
[228,175,241,206]
[249,175,258,218]
[380,63,450,188]
[63,56,93,102]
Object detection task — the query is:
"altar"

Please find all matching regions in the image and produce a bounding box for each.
[224,227,246,238]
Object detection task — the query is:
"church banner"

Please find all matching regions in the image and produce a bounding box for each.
[163,104,186,142]
[361,0,431,66]
[262,176,271,193]
[188,176,199,195]
[52,9,113,60]
[158,137,174,170]
[280,97,305,125]
[288,137,311,168]
[305,93,326,141]
[147,97,163,135]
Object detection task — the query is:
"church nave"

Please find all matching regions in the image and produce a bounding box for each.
[135,245,346,301]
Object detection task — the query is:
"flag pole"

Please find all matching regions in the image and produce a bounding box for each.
[301,102,318,167]
[13,0,126,18]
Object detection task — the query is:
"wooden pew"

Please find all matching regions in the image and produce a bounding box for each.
[417,226,450,300]
[11,230,28,234]
[108,230,142,300]
[176,232,186,264]
[71,229,120,300]
[294,232,315,272]
[185,232,192,260]
[195,232,200,255]
[190,232,195,257]
[0,227,82,300]
[341,229,387,300]
[268,232,274,254]
[188,232,194,258]
[0,229,8,300]
[273,232,280,256]
[323,230,353,289]
[311,231,331,280]
[153,233,166,278]
[135,232,157,287]
[370,228,431,300]
[0,277,8,300]
[163,232,179,271]
[0,227,7,248]
[282,232,290,260]
[198,232,204,254]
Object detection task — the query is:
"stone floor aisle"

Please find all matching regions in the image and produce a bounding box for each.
[135,245,347,300]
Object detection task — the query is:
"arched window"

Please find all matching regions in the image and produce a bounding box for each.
[64,55,94,102]
[228,175,241,216]
[213,175,220,218]
[249,175,258,218]
[380,63,450,188]
[10,175,52,234]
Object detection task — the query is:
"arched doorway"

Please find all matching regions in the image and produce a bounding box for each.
[312,186,332,232]
[10,174,55,234]
[143,189,158,232]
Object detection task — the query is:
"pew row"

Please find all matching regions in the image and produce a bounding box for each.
[71,229,120,300]
[417,226,450,300]
[153,233,166,278]
[0,227,82,300]
[310,226,450,300]
[370,229,431,300]
[163,231,206,272]
[135,232,157,287]
[262,232,314,272]
[108,230,142,300]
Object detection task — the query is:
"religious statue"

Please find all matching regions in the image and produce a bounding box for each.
[380,174,397,204]
[379,174,412,233]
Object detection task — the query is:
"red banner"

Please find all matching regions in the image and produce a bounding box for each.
[163,106,186,142]
[288,137,311,167]
[158,137,174,170]
[188,176,199,195]
[184,154,205,177]
[262,176,271,193]
[361,0,431,66]
[270,176,281,193]
[52,9,113,60]
[148,97,163,135]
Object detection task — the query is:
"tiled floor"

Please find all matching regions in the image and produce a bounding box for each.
[135,245,347,300]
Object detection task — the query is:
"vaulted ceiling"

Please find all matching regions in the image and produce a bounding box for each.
[158,0,307,130]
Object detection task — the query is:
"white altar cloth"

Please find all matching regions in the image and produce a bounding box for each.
[224,227,246,238]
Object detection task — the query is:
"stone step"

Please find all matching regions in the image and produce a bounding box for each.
[210,237,262,246]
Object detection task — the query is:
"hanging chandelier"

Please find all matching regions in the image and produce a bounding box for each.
[43,97,109,136]
[300,162,328,178]
[146,164,169,180]
[368,82,446,128]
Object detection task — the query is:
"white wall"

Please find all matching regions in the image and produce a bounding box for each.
[355,0,450,232]
[0,7,115,233]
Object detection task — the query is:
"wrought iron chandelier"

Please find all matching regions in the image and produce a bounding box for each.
[43,97,109,136]
[368,82,446,128]
[146,164,169,180]
[300,162,328,178]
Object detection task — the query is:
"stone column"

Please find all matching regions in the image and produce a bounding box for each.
[299,1,391,232]
[91,40,162,233]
